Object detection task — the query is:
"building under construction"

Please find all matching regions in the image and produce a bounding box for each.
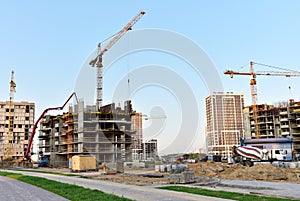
[131,112,143,160]
[206,92,245,157]
[38,100,135,167]
[0,101,35,161]
[142,139,158,161]
[243,99,300,153]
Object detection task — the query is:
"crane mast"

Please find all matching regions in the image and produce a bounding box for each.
[89,10,145,109]
[6,70,16,159]
[224,61,300,139]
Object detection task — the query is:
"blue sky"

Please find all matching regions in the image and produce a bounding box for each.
[1,1,300,154]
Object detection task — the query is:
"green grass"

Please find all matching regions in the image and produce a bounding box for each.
[7,168,89,178]
[158,186,298,201]
[0,172,132,201]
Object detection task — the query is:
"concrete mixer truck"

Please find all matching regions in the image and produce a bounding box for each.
[231,146,289,166]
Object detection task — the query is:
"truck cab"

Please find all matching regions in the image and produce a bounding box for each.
[270,149,287,161]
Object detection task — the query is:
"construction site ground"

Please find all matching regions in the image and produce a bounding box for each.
[34,161,300,185]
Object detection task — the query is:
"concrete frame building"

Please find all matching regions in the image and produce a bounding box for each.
[0,101,35,161]
[142,139,158,161]
[243,99,300,153]
[206,92,244,157]
[243,104,280,139]
[38,101,135,167]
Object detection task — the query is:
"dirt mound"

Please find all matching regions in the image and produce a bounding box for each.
[188,162,300,183]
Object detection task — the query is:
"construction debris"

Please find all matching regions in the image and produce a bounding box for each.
[170,170,195,184]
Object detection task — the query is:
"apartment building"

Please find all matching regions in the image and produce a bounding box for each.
[0,101,35,160]
[206,92,244,157]
[131,112,143,160]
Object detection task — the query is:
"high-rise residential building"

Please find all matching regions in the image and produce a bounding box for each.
[0,101,35,161]
[206,92,244,157]
[131,112,143,160]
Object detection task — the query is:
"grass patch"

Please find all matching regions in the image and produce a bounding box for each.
[7,168,89,178]
[0,171,132,201]
[158,186,297,201]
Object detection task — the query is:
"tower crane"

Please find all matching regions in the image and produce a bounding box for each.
[5,70,16,160]
[89,10,145,109]
[224,61,300,138]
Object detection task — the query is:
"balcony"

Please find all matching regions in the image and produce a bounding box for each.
[39,143,50,148]
[293,137,300,142]
[40,126,51,131]
[280,111,288,115]
[281,131,290,136]
[292,109,300,113]
[280,118,289,122]
[281,125,289,129]
[39,133,50,138]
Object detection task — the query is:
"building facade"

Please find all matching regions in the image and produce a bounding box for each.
[206,92,244,157]
[0,101,35,161]
[243,104,280,139]
[142,139,158,161]
[38,101,135,167]
[131,112,143,160]
[243,99,300,153]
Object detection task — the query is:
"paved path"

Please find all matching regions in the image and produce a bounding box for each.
[0,175,68,201]
[2,170,230,201]
[216,180,300,200]
[5,169,300,200]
